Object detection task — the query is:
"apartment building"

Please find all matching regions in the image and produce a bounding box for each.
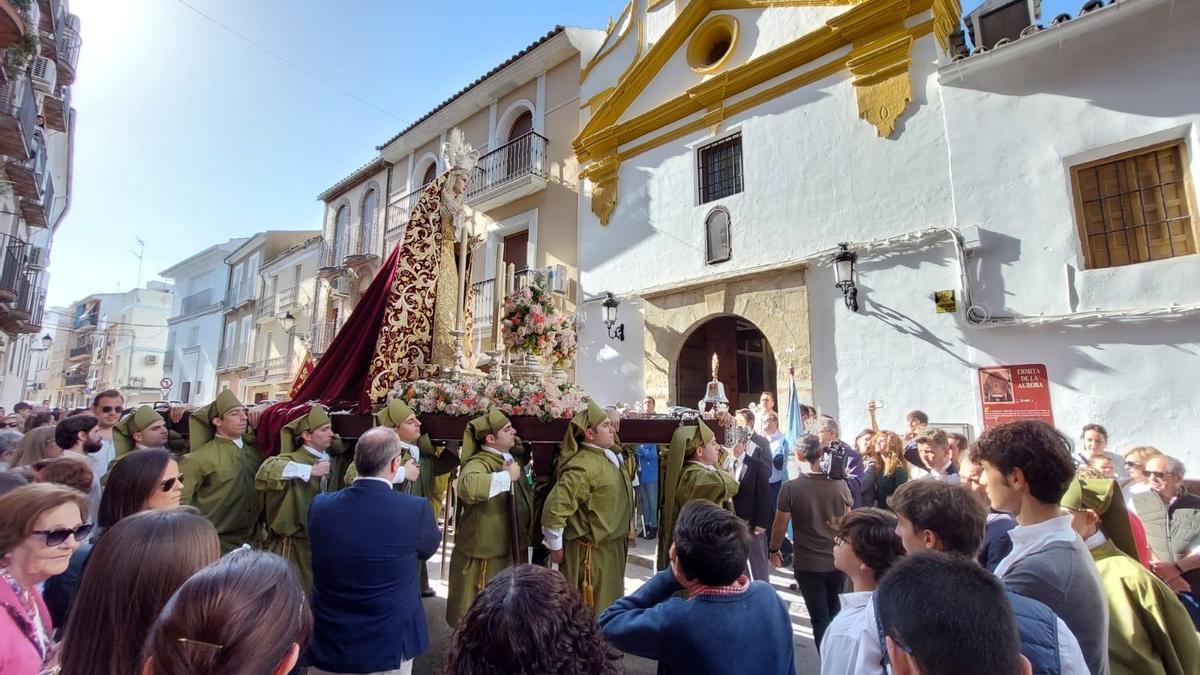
[312,26,604,360]
[0,0,79,406]
[159,237,248,404]
[215,231,317,400]
[243,235,320,403]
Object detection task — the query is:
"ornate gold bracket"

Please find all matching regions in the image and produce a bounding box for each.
[582,156,621,226]
[846,32,914,138]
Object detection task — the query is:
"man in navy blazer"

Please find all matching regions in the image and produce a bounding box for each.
[308,427,442,675]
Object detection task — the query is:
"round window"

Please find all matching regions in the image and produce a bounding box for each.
[687,15,739,74]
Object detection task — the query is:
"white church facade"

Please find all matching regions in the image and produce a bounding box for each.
[572,0,1200,469]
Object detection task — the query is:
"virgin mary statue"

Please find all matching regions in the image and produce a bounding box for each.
[280,129,479,413]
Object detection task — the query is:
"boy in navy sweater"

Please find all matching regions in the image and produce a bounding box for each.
[599,499,796,674]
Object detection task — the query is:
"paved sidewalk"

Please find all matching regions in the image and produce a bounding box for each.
[412,534,821,674]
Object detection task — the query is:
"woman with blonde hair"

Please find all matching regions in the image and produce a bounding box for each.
[868,430,908,509]
[1122,446,1163,500]
[9,425,60,469]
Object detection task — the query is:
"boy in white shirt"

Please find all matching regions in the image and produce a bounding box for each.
[820,508,905,675]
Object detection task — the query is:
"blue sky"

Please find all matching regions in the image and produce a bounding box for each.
[48,0,1082,307]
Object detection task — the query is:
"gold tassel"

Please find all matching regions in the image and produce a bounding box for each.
[581,541,597,608]
[476,559,488,593]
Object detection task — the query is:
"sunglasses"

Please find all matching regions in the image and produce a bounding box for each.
[1145,470,1178,480]
[161,474,185,492]
[98,406,124,414]
[1123,461,1142,468]
[33,522,94,546]
[0,422,17,429]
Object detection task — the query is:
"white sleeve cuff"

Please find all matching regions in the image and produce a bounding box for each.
[392,471,407,485]
[488,471,512,499]
[543,526,564,551]
[281,462,313,481]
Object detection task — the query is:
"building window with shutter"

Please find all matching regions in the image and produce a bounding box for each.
[705,206,732,265]
[697,133,743,204]
[1072,141,1197,268]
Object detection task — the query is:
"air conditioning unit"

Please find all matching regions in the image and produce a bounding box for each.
[145,354,159,365]
[27,246,46,270]
[330,275,352,297]
[31,57,56,94]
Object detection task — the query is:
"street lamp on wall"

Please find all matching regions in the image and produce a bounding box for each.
[601,292,625,342]
[280,311,312,347]
[40,334,52,350]
[832,242,860,312]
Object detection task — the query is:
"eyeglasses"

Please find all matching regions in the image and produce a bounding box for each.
[98,406,124,414]
[1145,470,1178,480]
[161,474,185,492]
[0,422,17,429]
[33,522,94,546]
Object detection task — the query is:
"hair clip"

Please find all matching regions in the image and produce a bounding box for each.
[177,638,223,650]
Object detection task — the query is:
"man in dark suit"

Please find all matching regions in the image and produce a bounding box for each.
[308,427,441,675]
[730,426,773,583]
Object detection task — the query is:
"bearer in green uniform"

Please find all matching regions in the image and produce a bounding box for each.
[445,408,533,626]
[254,404,345,592]
[112,405,170,457]
[542,401,634,617]
[179,390,262,553]
[656,420,739,570]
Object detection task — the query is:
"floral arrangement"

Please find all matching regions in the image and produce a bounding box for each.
[547,314,577,369]
[395,377,590,421]
[500,280,577,367]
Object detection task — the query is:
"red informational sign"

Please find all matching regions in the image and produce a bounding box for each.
[978,364,1054,430]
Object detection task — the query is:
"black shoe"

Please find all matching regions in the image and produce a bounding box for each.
[646,528,657,539]
[421,588,436,598]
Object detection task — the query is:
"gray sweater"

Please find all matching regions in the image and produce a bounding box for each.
[999,539,1110,675]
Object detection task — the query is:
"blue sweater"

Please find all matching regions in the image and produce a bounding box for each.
[599,569,796,675]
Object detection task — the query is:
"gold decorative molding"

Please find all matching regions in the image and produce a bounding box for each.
[846,32,914,137]
[581,156,621,225]
[712,0,867,7]
[573,0,957,215]
[649,0,676,9]
[583,87,616,111]
[580,1,635,84]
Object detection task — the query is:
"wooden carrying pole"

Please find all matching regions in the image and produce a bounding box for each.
[439,468,456,577]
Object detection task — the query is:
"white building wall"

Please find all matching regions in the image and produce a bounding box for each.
[579,0,1200,471]
[578,33,956,406]
[161,240,244,403]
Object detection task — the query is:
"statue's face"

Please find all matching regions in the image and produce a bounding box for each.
[452,171,468,198]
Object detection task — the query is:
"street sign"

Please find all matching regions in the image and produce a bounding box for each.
[160,377,173,389]
[934,290,957,313]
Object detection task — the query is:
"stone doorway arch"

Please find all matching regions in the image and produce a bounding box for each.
[676,316,777,411]
[640,265,812,413]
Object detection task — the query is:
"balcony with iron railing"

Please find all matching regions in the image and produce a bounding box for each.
[0,75,39,162]
[225,281,255,310]
[217,342,249,371]
[255,294,276,321]
[467,132,549,211]
[385,183,429,236]
[0,232,28,303]
[250,356,290,382]
[64,371,87,386]
[55,11,79,84]
[277,286,298,310]
[68,342,92,359]
[0,0,32,51]
[469,269,533,335]
[180,288,215,316]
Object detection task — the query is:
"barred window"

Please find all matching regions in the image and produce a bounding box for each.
[1072,141,1196,268]
[697,133,743,204]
